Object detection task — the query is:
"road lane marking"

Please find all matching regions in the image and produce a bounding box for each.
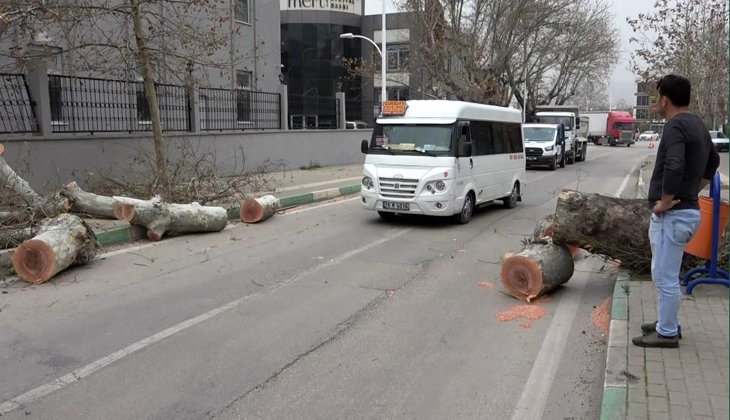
[0,227,412,416]
[510,169,633,419]
[509,273,589,420]
[615,160,641,198]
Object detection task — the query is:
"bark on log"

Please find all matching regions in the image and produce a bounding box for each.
[61,181,116,218]
[546,190,652,271]
[0,146,68,224]
[11,214,99,284]
[113,196,228,241]
[240,195,280,223]
[500,243,574,302]
[0,227,37,249]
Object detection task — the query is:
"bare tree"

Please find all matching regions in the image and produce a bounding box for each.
[0,0,252,187]
[627,0,729,129]
[388,0,619,115]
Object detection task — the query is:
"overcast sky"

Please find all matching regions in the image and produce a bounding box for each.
[365,0,656,107]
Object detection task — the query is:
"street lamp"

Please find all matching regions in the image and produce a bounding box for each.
[340,33,386,105]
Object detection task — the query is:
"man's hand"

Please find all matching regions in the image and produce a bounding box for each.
[653,198,681,214]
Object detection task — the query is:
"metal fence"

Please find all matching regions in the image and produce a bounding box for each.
[199,88,281,131]
[0,74,37,134]
[345,99,380,129]
[49,75,190,133]
[288,94,339,129]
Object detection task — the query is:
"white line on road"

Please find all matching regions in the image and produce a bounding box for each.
[510,171,631,420]
[509,272,589,420]
[615,160,641,198]
[0,227,412,416]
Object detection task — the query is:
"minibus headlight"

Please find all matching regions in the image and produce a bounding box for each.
[435,181,446,191]
[362,176,374,189]
[544,145,554,152]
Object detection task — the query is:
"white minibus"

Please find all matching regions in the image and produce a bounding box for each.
[360,100,525,224]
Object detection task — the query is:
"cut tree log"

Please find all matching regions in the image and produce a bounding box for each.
[61,181,116,218]
[113,196,228,241]
[500,243,574,302]
[11,214,99,284]
[0,145,68,224]
[542,190,652,272]
[0,227,37,249]
[240,195,280,223]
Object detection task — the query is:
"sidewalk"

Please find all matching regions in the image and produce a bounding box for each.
[601,277,730,420]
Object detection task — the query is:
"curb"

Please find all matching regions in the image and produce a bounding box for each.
[599,269,630,420]
[93,183,362,247]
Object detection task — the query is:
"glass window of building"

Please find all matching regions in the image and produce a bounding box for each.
[386,44,409,71]
[236,70,252,123]
[235,0,250,24]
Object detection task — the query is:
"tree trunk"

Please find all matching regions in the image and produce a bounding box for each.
[0,227,37,249]
[11,214,99,284]
[0,145,67,223]
[500,243,574,302]
[240,195,280,223]
[129,0,168,187]
[113,196,228,241]
[61,181,116,218]
[545,190,652,272]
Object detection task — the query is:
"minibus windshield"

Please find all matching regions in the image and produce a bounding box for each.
[370,124,453,154]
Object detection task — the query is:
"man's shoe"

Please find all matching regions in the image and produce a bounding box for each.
[632,331,679,348]
[641,322,682,339]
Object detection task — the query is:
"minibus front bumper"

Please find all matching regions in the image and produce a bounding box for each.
[360,188,457,216]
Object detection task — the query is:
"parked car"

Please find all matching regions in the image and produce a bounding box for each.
[346,120,371,130]
[710,131,729,152]
[638,131,659,142]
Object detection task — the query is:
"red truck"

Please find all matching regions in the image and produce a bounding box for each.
[583,111,637,146]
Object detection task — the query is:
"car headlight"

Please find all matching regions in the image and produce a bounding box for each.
[435,181,446,191]
[362,176,373,189]
[544,145,554,152]
[425,180,449,193]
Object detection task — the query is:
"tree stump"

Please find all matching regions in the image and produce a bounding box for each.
[11,214,99,284]
[500,243,574,302]
[240,195,280,223]
[545,190,652,272]
[61,181,116,218]
[113,196,228,241]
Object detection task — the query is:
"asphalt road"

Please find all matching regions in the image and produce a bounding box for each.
[0,144,656,420]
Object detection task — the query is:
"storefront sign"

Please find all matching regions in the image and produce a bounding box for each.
[281,0,362,15]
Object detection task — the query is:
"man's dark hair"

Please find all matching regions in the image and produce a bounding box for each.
[656,75,691,107]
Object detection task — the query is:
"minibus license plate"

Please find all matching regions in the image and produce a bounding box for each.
[383,202,410,211]
[528,157,537,161]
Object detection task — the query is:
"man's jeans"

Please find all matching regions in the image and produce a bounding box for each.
[649,209,701,337]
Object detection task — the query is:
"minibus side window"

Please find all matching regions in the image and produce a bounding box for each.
[491,122,509,154]
[470,120,492,156]
[458,124,472,156]
[506,123,524,153]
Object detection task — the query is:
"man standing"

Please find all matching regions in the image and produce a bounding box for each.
[632,75,720,348]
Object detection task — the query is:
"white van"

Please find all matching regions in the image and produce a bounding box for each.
[360,100,525,224]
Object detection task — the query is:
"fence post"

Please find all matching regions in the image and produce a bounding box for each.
[336,92,346,130]
[187,81,200,133]
[26,57,52,136]
[278,84,288,131]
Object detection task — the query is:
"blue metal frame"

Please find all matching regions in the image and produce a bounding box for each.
[683,172,730,294]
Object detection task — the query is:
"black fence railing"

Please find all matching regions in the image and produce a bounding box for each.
[199,88,281,131]
[49,75,190,133]
[0,73,37,134]
[288,94,339,129]
[345,99,380,129]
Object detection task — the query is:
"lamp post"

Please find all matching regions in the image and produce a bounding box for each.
[340,33,386,106]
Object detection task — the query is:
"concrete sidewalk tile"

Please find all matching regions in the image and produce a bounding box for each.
[709,395,730,412]
[665,367,684,380]
[690,400,715,417]
[704,371,725,384]
[714,410,730,420]
[648,396,669,412]
[670,404,691,419]
[648,383,667,397]
[647,412,668,420]
[667,379,687,393]
[628,387,647,404]
[706,384,728,397]
[647,371,667,386]
[628,402,648,418]
[647,361,664,373]
[646,349,663,362]
[668,390,690,406]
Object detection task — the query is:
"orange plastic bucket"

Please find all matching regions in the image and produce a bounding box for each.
[685,196,730,260]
